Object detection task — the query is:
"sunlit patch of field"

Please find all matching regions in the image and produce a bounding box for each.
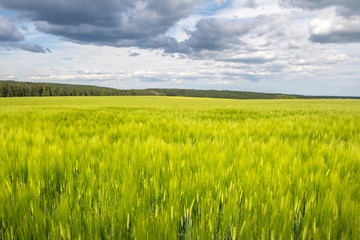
[0,97,359,239]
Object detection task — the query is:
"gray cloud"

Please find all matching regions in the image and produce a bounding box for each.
[0,0,198,45]
[311,32,360,44]
[142,15,275,55]
[0,0,269,55]
[0,16,24,42]
[0,0,293,57]
[157,14,287,61]
[244,0,257,8]
[18,43,51,53]
[220,56,275,64]
[0,42,51,53]
[129,52,141,57]
[279,0,360,14]
[181,18,254,52]
[279,0,360,16]
[0,16,50,53]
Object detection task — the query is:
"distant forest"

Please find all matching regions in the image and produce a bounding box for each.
[0,81,155,97]
[149,88,292,99]
[1,80,359,99]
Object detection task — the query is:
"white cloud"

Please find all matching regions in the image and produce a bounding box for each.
[310,9,360,43]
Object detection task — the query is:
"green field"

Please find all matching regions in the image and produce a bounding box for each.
[1,97,359,239]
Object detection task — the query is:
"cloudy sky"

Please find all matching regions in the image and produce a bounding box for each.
[0,0,359,96]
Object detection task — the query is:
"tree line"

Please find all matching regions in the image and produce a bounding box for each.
[0,81,155,97]
[148,89,359,99]
[1,80,358,99]
[149,88,287,99]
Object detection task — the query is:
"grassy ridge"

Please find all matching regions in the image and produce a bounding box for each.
[0,97,360,239]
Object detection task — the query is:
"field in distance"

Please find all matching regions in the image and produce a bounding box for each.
[0,96,359,239]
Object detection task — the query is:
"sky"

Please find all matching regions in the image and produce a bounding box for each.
[0,0,359,96]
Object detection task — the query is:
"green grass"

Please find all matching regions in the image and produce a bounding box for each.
[0,96,359,239]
